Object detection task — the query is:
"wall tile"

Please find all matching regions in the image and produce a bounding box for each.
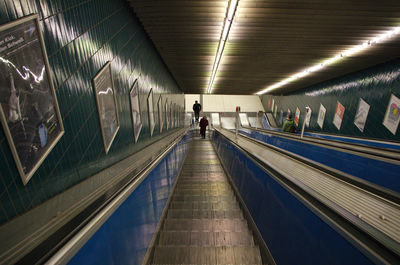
[0,0,184,224]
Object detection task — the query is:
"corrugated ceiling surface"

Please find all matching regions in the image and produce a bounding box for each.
[128,0,400,95]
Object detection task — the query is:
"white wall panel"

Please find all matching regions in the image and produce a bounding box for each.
[185,94,264,112]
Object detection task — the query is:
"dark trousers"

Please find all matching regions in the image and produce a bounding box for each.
[200,129,206,138]
[194,111,200,121]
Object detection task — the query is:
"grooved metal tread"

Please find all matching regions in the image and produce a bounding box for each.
[150,138,263,265]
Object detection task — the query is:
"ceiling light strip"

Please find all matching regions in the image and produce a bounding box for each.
[256,26,400,95]
[207,0,239,94]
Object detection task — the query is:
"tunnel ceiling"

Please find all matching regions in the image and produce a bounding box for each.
[128,0,400,95]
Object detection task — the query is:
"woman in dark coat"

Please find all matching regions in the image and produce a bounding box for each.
[199,116,209,138]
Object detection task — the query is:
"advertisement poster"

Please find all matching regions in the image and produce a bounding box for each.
[158,95,163,133]
[165,99,169,130]
[267,98,271,110]
[305,107,312,127]
[354,98,370,133]
[170,103,174,128]
[147,89,155,136]
[93,62,120,154]
[129,79,142,142]
[383,94,400,135]
[0,15,64,184]
[271,99,275,113]
[274,104,278,118]
[333,101,345,130]
[279,110,283,125]
[317,104,326,129]
[295,107,300,126]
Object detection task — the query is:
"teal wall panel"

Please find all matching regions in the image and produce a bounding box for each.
[0,0,183,225]
[261,59,400,141]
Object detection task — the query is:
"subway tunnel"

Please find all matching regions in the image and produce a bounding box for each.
[0,0,399,264]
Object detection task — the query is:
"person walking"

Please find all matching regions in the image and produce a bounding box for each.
[282,114,297,133]
[193,100,201,122]
[199,116,209,139]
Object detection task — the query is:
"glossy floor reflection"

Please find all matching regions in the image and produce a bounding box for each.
[151,137,263,264]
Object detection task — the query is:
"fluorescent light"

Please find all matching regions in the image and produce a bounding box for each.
[207,0,239,94]
[227,0,238,20]
[257,26,400,95]
[221,20,231,41]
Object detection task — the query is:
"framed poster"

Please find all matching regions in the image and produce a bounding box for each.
[333,101,345,130]
[93,62,119,154]
[354,98,370,133]
[158,95,163,133]
[383,94,400,135]
[165,99,169,130]
[295,107,300,126]
[271,99,275,112]
[0,15,64,185]
[305,107,312,127]
[170,102,174,128]
[317,104,326,129]
[147,88,155,136]
[129,79,142,142]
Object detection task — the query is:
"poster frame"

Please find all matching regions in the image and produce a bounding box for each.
[0,14,65,185]
[333,101,345,130]
[147,88,155,137]
[295,107,300,126]
[354,98,370,133]
[382,94,400,135]
[170,102,174,128]
[93,61,120,154]
[165,99,169,130]
[158,95,163,133]
[129,79,142,143]
[317,104,326,129]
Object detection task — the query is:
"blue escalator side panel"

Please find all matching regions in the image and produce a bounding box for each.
[240,129,400,193]
[68,134,190,265]
[302,132,400,150]
[212,131,374,265]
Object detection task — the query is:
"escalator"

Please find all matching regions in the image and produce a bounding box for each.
[148,137,264,264]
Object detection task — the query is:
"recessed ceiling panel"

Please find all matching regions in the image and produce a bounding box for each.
[128,0,400,95]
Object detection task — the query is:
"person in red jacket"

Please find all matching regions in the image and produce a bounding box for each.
[199,116,209,139]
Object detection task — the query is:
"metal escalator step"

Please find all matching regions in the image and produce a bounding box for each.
[163,219,248,232]
[184,159,220,165]
[173,189,234,196]
[179,178,228,183]
[169,201,238,210]
[172,194,236,202]
[158,231,255,246]
[182,165,224,172]
[152,246,262,264]
[179,171,226,177]
[166,209,243,219]
[176,182,231,189]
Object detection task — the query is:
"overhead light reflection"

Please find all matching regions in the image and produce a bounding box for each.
[256,26,400,95]
[207,0,239,94]
[0,56,45,83]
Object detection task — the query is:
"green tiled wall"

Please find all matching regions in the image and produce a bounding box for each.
[0,0,184,225]
[261,59,400,141]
